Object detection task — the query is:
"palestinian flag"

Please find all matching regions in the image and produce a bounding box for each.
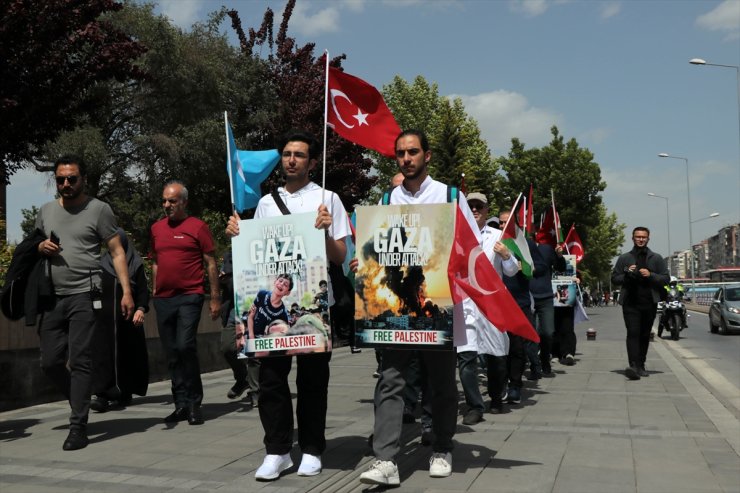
[502,193,534,278]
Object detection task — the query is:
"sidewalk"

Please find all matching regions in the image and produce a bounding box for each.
[1,307,738,493]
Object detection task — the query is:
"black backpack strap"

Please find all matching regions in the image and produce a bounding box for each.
[271,190,291,215]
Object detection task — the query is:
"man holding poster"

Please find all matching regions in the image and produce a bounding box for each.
[359,129,479,486]
[226,130,350,481]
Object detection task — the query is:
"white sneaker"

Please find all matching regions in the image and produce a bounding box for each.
[255,453,292,480]
[429,452,452,477]
[297,453,322,476]
[359,459,400,486]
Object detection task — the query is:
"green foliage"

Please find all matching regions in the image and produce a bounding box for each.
[1,0,146,181]
[377,75,502,205]
[497,126,620,286]
[20,206,39,238]
[0,219,12,289]
[227,0,377,211]
[578,203,625,288]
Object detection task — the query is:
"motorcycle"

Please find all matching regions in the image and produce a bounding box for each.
[657,287,685,340]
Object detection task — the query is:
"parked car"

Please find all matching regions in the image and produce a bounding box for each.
[708,284,740,334]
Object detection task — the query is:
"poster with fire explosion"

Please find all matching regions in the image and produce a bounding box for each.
[354,203,456,350]
[231,213,332,358]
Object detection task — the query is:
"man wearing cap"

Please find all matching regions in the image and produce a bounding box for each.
[455,192,518,424]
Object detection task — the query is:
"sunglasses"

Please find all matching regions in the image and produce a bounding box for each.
[55,175,80,186]
[395,148,422,158]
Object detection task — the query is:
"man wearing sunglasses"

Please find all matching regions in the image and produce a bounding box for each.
[35,155,135,451]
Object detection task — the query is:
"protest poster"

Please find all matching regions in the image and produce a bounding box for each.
[353,203,456,350]
[553,254,578,307]
[231,212,331,357]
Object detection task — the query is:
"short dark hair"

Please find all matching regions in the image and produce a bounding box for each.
[632,226,650,236]
[319,279,327,288]
[395,129,429,153]
[277,273,294,291]
[278,130,321,160]
[54,155,86,176]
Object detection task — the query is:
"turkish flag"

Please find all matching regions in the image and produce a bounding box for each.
[564,224,585,262]
[536,204,561,247]
[327,67,401,158]
[448,206,540,343]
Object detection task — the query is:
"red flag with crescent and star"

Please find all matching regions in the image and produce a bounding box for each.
[447,206,540,343]
[327,67,401,158]
[563,223,585,262]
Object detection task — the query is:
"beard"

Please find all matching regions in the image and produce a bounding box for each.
[60,186,83,200]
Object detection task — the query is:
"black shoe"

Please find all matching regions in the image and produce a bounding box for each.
[564,354,575,366]
[164,407,188,423]
[527,370,542,381]
[350,346,362,353]
[625,366,641,381]
[90,395,109,413]
[541,363,552,375]
[62,428,89,451]
[462,409,483,425]
[117,392,133,407]
[637,366,649,377]
[489,403,504,414]
[402,412,416,424]
[188,404,204,425]
[227,381,249,400]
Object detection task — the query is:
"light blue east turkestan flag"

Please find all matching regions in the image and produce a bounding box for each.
[226,123,280,212]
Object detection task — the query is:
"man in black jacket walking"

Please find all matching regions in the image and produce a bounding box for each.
[611,227,669,380]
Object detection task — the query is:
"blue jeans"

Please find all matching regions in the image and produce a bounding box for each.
[154,294,205,407]
[457,350,485,413]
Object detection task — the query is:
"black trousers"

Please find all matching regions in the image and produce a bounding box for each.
[622,303,657,365]
[554,306,577,358]
[258,352,331,455]
[38,292,99,428]
[485,354,507,406]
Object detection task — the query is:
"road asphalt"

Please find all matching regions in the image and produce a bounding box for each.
[1,306,738,493]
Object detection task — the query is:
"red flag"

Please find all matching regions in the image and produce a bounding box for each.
[563,224,584,262]
[536,196,562,246]
[448,206,540,343]
[327,67,401,157]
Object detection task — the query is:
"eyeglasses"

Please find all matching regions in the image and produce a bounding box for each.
[281,151,308,159]
[395,148,422,158]
[469,202,487,210]
[55,175,79,186]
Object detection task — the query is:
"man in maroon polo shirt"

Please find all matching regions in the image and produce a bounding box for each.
[151,180,221,425]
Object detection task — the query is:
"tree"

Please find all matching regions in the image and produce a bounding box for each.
[497,126,622,285]
[377,75,503,205]
[20,206,40,238]
[37,4,278,253]
[578,203,624,289]
[0,0,146,182]
[227,0,376,210]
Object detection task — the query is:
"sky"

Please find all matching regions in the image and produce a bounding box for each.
[6,0,740,260]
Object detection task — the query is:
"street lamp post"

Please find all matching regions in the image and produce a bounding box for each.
[690,58,740,223]
[647,193,671,274]
[658,153,694,294]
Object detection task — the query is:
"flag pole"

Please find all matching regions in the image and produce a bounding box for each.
[321,50,330,203]
[224,111,236,215]
[551,189,561,243]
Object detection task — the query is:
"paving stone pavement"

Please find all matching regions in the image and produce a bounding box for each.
[1,307,739,492]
